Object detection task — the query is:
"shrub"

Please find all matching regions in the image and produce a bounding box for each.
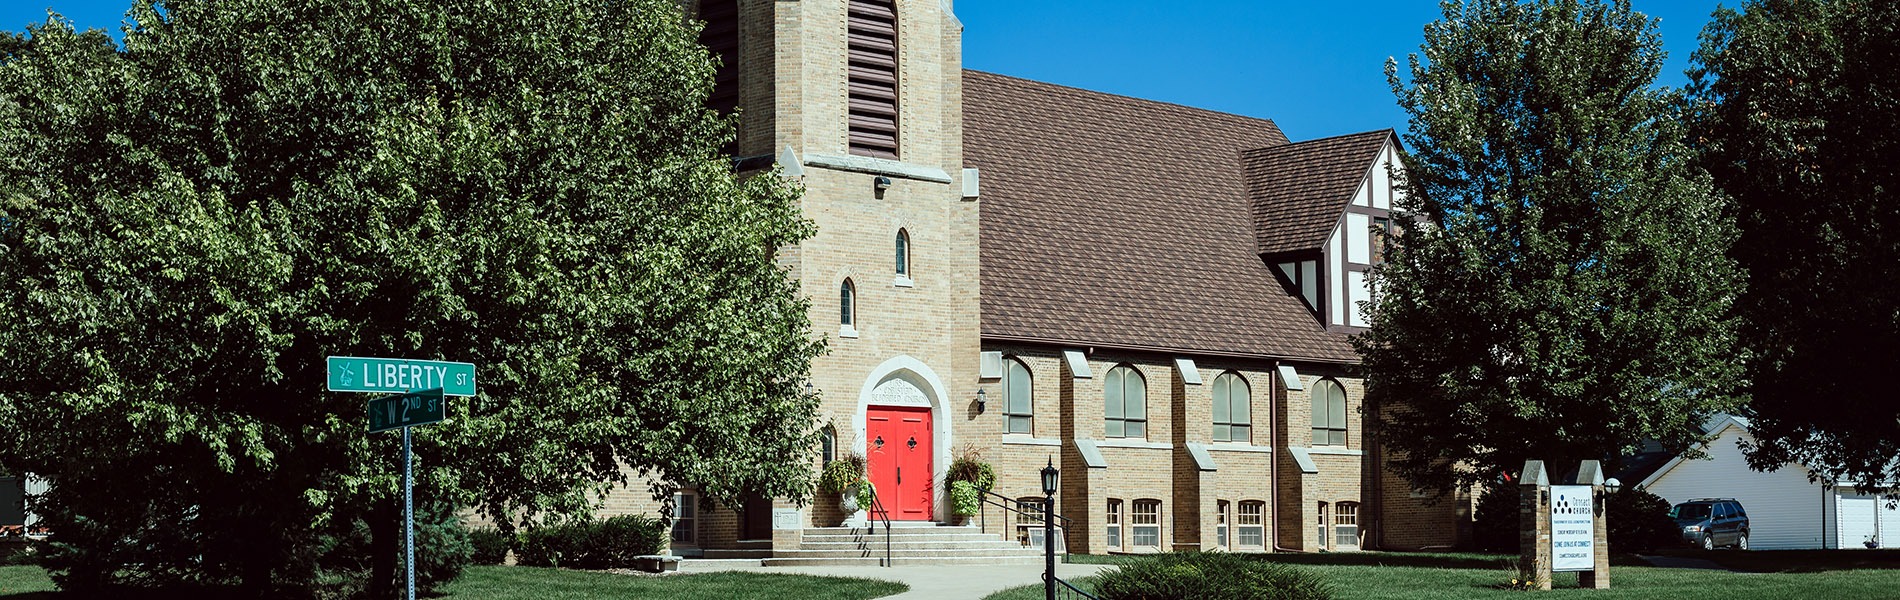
[468,527,514,565]
[0,540,41,566]
[288,502,472,600]
[950,481,981,517]
[821,452,868,494]
[1472,485,1520,553]
[414,511,474,587]
[1607,487,1677,553]
[516,515,667,569]
[1095,552,1332,600]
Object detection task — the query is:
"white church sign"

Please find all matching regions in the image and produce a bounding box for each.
[1550,485,1595,572]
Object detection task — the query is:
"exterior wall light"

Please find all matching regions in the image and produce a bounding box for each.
[976,388,988,413]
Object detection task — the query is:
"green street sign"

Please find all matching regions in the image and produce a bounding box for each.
[328,356,476,397]
[368,388,445,433]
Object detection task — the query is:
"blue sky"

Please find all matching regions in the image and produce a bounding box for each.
[4,0,1726,141]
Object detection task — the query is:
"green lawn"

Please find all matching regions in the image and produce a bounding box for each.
[984,552,1900,600]
[0,565,908,599]
[0,565,54,598]
[441,566,907,600]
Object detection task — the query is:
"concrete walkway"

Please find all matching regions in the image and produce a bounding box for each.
[677,558,1116,599]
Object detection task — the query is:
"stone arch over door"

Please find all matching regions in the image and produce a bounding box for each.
[855,355,952,521]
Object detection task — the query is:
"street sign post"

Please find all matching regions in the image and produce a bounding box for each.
[328,356,476,396]
[367,388,446,433]
[330,355,474,600]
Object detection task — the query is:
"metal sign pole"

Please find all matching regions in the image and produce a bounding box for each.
[404,424,416,600]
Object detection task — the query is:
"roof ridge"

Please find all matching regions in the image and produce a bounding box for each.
[964,69,1288,143]
[1247,129,1393,158]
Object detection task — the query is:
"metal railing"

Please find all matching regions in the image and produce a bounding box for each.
[865,486,893,567]
[1049,574,1102,600]
[976,486,1071,545]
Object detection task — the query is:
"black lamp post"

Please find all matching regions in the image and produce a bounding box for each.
[1041,458,1058,600]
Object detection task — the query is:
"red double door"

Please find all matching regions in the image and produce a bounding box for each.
[866,406,933,521]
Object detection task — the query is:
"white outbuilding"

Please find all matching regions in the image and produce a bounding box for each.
[1638,414,1897,550]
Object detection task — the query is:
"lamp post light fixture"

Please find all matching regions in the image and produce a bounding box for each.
[1604,478,1622,494]
[1041,457,1059,600]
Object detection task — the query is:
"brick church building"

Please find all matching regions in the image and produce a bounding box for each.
[602,0,1470,559]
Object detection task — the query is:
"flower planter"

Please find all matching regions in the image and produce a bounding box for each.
[632,555,680,573]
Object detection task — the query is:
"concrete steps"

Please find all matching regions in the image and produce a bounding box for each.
[758,522,1048,568]
[761,555,1044,567]
[693,538,774,559]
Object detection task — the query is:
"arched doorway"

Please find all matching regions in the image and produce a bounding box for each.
[855,356,951,521]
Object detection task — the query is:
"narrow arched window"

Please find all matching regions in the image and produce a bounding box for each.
[1002,357,1033,433]
[1311,379,1347,446]
[1316,501,1330,550]
[1105,499,1123,550]
[820,425,837,466]
[840,279,856,327]
[895,229,910,277]
[1216,500,1230,548]
[1212,372,1251,443]
[1104,365,1147,439]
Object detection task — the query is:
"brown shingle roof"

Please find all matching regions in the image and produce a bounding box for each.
[1246,130,1394,256]
[965,70,1357,363]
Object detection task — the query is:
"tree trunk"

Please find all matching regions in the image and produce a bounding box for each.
[370,500,398,600]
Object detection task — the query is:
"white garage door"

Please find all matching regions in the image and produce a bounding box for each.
[1839,493,1878,549]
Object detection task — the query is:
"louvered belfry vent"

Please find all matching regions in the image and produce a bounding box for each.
[847,0,899,159]
[698,0,740,120]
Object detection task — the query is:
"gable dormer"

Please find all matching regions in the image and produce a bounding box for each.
[1243,130,1405,332]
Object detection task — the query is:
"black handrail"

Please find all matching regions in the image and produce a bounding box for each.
[976,486,1071,543]
[864,485,893,567]
[972,486,1079,550]
[1050,574,1102,600]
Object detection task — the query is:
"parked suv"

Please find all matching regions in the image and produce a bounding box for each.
[1670,498,1749,550]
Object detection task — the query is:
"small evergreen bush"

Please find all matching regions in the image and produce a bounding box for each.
[515,515,667,569]
[1607,487,1677,553]
[1472,485,1520,553]
[413,510,475,587]
[1095,552,1332,600]
[468,527,514,565]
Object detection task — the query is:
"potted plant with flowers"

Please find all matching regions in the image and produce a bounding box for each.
[822,451,871,527]
[943,445,995,526]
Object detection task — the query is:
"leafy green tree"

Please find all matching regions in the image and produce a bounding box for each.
[0,0,822,596]
[1689,0,1900,492]
[1363,0,1745,495]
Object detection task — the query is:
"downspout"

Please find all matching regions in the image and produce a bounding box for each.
[1366,374,1382,550]
[1270,360,1301,552]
